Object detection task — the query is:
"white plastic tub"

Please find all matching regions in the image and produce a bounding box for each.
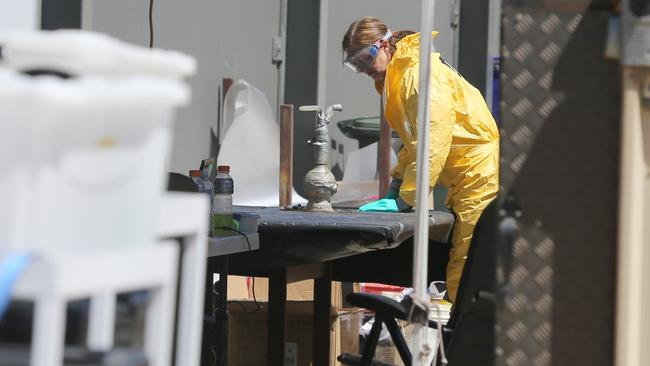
[0,30,196,79]
[0,71,189,253]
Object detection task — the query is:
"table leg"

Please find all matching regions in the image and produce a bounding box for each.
[216,257,229,366]
[267,268,287,366]
[313,264,332,366]
[201,257,229,366]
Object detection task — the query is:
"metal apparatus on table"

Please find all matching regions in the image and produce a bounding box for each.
[299,103,343,212]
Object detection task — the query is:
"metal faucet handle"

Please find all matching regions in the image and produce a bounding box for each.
[299,104,343,123]
[329,104,343,112]
[299,105,322,113]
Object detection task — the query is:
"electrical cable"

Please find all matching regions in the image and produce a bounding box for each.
[216,227,263,312]
[227,300,257,314]
[148,0,154,48]
[251,276,260,307]
[214,227,252,251]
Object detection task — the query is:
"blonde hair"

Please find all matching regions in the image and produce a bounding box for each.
[342,16,415,55]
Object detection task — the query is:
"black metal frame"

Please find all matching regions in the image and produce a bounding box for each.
[339,199,499,366]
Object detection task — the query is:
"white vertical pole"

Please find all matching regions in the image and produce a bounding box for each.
[411,0,435,364]
[174,231,208,366]
[615,69,650,366]
[31,297,66,366]
[87,294,116,351]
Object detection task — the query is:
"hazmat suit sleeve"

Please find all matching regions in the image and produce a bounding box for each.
[398,66,455,206]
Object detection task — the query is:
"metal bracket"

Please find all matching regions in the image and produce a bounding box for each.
[642,74,650,108]
[272,36,283,65]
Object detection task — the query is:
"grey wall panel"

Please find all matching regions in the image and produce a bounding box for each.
[84,0,280,174]
[41,0,81,30]
[319,0,458,186]
[458,0,488,95]
[323,0,456,125]
[285,0,320,196]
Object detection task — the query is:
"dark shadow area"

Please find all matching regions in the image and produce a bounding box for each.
[509,4,620,365]
[330,238,450,286]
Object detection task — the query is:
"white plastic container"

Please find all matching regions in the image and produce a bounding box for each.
[0,30,196,79]
[0,30,194,253]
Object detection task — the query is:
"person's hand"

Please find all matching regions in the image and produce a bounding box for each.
[358,198,398,212]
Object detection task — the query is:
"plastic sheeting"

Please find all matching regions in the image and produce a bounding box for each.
[342,141,397,182]
[218,80,305,206]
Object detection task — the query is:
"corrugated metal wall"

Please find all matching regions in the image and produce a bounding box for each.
[498,1,620,365]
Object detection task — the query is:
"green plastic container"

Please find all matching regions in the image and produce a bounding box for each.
[337,116,398,148]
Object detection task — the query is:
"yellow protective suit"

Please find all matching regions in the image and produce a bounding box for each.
[377,32,499,302]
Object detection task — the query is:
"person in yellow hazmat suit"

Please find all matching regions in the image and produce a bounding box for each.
[343,17,499,302]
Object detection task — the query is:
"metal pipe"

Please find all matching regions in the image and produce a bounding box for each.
[312,113,330,166]
[411,0,435,363]
[379,96,391,197]
[279,104,294,208]
[276,0,287,121]
[299,104,341,212]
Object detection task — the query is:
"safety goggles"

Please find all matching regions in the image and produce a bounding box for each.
[343,30,392,73]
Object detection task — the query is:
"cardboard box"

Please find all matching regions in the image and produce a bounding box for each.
[227,275,358,308]
[227,301,313,366]
[227,301,364,366]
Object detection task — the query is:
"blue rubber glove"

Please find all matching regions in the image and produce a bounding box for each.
[0,253,31,320]
[358,198,398,212]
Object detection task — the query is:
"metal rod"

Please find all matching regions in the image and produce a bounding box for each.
[411,0,435,363]
[280,104,294,207]
[276,0,287,121]
[379,96,391,197]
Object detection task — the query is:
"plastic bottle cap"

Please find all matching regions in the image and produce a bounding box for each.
[217,165,230,172]
[189,170,202,177]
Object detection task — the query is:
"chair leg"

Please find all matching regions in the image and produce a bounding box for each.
[360,316,383,366]
[31,297,66,366]
[384,317,412,365]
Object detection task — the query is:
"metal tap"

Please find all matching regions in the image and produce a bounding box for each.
[299,103,343,212]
